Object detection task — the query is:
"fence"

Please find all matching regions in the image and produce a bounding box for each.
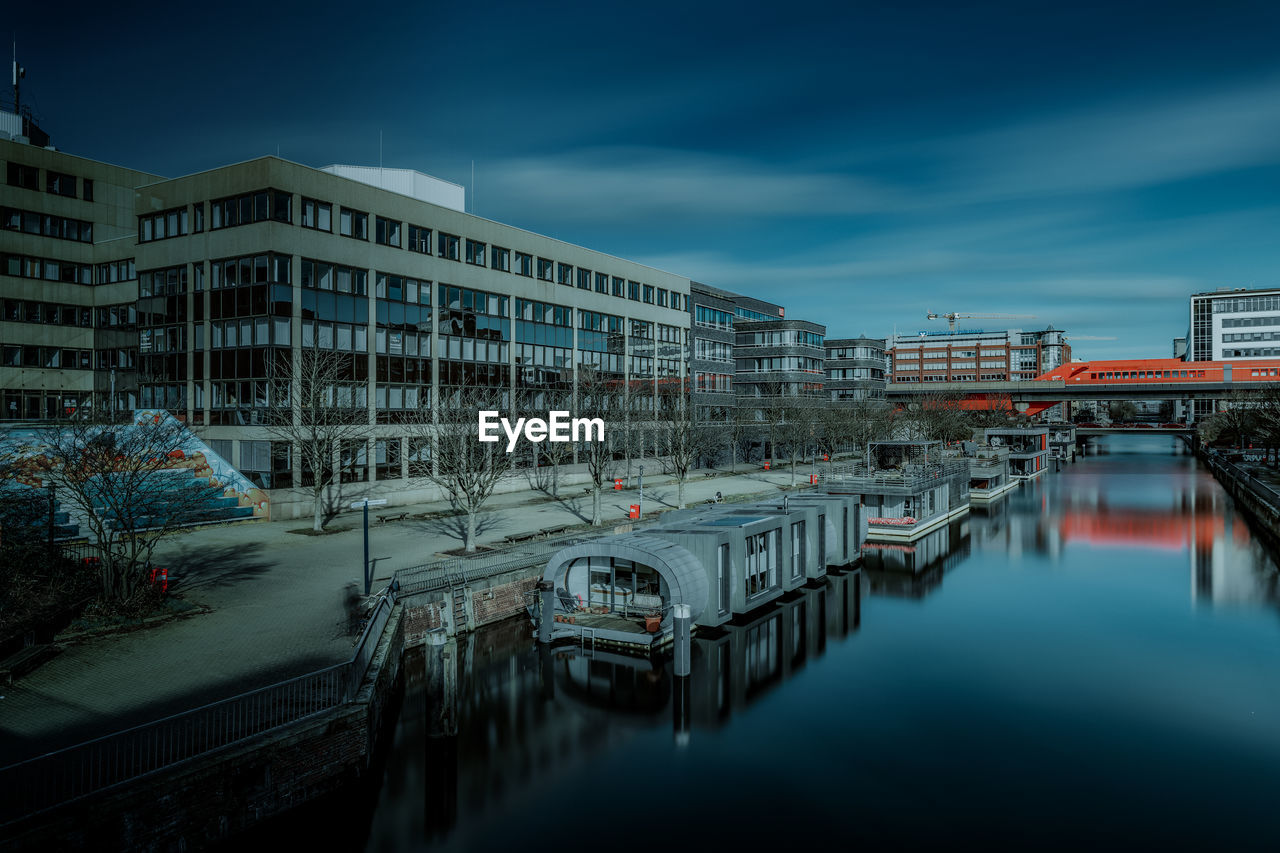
[0,590,397,826]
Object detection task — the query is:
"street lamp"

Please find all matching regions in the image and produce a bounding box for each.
[638,464,644,518]
[350,498,388,594]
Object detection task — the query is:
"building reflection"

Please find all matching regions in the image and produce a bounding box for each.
[371,570,864,848]
[861,520,970,599]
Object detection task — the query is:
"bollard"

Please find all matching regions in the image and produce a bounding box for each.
[537,580,555,644]
[673,603,692,677]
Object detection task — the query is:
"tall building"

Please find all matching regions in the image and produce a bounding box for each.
[1188,287,1280,361]
[824,336,886,403]
[2,112,692,513]
[888,327,1069,384]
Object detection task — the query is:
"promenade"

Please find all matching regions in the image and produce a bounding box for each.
[0,464,800,764]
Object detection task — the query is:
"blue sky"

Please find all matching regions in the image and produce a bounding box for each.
[11,0,1280,358]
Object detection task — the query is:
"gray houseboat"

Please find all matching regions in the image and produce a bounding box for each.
[536,493,863,651]
[1047,423,1078,464]
[965,441,1017,503]
[981,426,1050,480]
[822,441,970,541]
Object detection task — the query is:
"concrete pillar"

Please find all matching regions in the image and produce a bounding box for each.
[423,628,458,837]
[673,603,692,677]
[537,580,555,644]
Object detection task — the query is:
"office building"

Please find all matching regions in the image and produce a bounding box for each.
[1188,287,1280,361]
[2,110,691,515]
[824,336,886,402]
[888,326,1069,384]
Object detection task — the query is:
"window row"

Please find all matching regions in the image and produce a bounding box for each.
[3,299,92,327]
[3,206,94,242]
[2,344,93,369]
[695,339,733,362]
[208,317,292,349]
[301,258,367,294]
[695,306,734,330]
[211,189,292,229]
[695,372,732,392]
[740,356,824,373]
[2,252,93,284]
[96,259,136,284]
[211,253,292,289]
[4,163,92,200]
[139,265,189,297]
[138,207,188,242]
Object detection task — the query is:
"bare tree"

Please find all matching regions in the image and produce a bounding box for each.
[725,406,758,473]
[902,389,970,444]
[426,386,515,552]
[655,382,720,508]
[530,388,574,499]
[777,395,821,486]
[264,345,369,532]
[30,414,226,604]
[577,367,623,526]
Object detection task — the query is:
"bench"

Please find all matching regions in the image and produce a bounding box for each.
[376,512,409,523]
[1,644,60,686]
[504,531,540,544]
[703,472,717,479]
[539,525,568,538]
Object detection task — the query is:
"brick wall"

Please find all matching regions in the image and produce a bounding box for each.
[471,576,538,626]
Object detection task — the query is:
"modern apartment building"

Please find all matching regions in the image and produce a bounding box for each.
[824,336,886,403]
[688,282,741,423]
[888,327,1069,384]
[2,112,692,514]
[734,317,826,411]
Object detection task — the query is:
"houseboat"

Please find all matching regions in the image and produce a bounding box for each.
[981,426,1050,480]
[536,493,863,651]
[965,441,1017,503]
[1047,422,1078,464]
[822,440,970,542]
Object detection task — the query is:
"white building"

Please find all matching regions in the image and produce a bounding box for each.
[1188,287,1280,361]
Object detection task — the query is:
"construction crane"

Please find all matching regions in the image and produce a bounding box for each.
[926,311,1037,332]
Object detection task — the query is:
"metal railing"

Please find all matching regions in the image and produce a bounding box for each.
[820,459,970,491]
[0,589,398,825]
[392,532,601,597]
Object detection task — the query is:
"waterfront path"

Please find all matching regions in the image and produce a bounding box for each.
[0,464,804,763]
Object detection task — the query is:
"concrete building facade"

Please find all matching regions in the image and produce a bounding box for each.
[3,118,692,515]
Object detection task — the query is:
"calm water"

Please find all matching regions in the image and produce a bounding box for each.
[287,436,1280,850]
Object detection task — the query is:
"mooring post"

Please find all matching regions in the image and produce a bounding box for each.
[537,580,555,644]
[673,666,691,748]
[426,629,457,738]
[673,602,691,678]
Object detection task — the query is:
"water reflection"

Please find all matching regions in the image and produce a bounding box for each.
[357,435,1280,851]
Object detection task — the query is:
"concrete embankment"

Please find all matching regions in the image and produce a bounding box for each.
[1193,442,1280,552]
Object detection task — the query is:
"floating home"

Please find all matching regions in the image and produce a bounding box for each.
[965,441,1017,503]
[822,441,970,542]
[1047,423,1078,463]
[981,426,1050,480]
[536,493,863,651]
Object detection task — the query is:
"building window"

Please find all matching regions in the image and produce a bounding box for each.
[595,272,608,293]
[340,207,368,239]
[438,232,460,261]
[302,198,332,231]
[612,276,625,297]
[628,280,640,301]
[465,239,486,266]
[491,246,510,272]
[577,268,591,290]
[557,262,574,285]
[375,216,401,247]
[657,288,668,307]
[516,252,533,277]
[642,284,655,304]
[408,224,431,253]
[46,170,76,198]
[6,163,38,190]
[537,258,554,281]
[82,179,94,202]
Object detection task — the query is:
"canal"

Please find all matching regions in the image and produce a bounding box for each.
[263,435,1280,850]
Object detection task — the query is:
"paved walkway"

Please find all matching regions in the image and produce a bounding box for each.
[0,463,808,763]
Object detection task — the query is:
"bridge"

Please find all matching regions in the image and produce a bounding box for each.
[884,357,1280,417]
[1075,425,1194,435]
